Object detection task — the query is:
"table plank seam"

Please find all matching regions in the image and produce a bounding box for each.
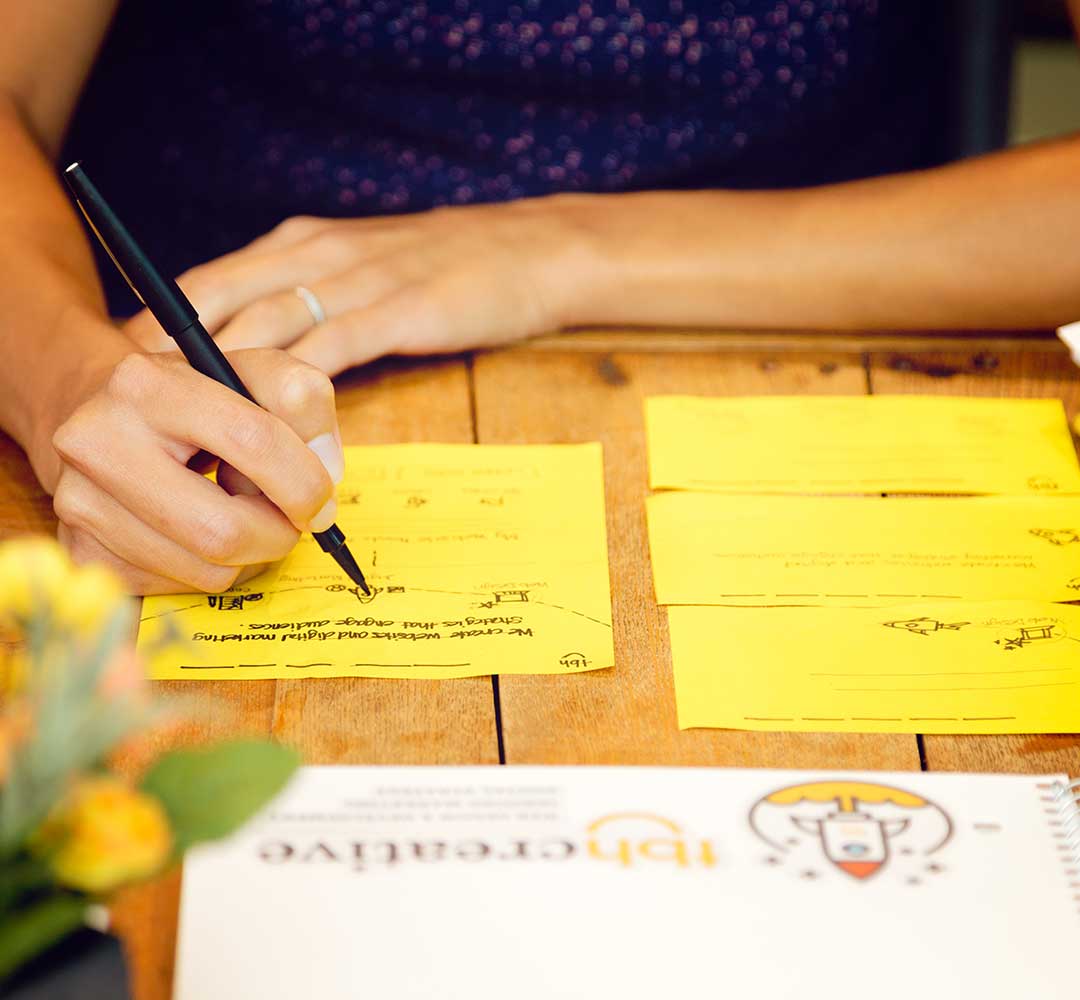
[465,352,508,766]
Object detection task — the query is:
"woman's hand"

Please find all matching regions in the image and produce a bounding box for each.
[45,345,344,595]
[123,195,605,375]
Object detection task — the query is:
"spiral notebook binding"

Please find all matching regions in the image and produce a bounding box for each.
[1050,778,1080,915]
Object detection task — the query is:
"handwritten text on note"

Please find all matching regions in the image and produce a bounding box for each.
[139,444,613,680]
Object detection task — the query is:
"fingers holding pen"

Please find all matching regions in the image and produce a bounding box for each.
[58,521,196,596]
[216,349,346,501]
[55,470,253,594]
[95,352,336,533]
[58,516,268,597]
[50,349,344,595]
[53,407,301,571]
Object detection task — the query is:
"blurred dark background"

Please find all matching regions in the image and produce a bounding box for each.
[1021,0,1074,34]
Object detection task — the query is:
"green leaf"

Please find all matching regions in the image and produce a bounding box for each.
[140,741,300,853]
[0,605,148,858]
[0,894,87,983]
[0,858,53,917]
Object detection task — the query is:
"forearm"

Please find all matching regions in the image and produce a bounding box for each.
[564,134,1080,331]
[0,97,132,486]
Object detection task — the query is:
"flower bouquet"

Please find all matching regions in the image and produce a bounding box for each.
[0,538,299,992]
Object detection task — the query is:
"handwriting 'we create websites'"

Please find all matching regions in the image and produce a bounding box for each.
[139,444,613,680]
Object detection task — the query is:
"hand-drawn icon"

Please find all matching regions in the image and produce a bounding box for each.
[207,593,263,611]
[1067,578,1080,591]
[882,617,970,636]
[405,495,429,508]
[478,589,531,609]
[1029,528,1080,546]
[995,622,1064,651]
[1027,475,1060,491]
[750,780,952,883]
[325,584,378,604]
[559,652,590,669]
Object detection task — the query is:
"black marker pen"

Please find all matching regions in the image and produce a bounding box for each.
[63,162,370,594]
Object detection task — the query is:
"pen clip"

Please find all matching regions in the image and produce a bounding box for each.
[73,197,147,307]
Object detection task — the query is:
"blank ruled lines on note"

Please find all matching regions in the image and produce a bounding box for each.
[666,603,1080,734]
[646,395,1080,496]
[646,493,1080,607]
[138,444,614,681]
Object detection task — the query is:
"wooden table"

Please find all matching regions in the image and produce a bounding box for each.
[5,329,1080,998]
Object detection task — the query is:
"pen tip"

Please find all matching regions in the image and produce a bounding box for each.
[332,543,370,594]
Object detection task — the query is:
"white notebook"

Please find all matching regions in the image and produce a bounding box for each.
[174,766,1080,999]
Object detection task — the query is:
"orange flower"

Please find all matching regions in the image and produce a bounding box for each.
[33,775,172,894]
[0,646,27,698]
[99,646,148,702]
[0,700,33,784]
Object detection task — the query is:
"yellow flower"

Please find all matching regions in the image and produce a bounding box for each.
[0,537,72,624]
[0,536,128,639]
[54,563,129,639]
[33,775,172,894]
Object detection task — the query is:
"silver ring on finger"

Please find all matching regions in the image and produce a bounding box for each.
[294,285,327,326]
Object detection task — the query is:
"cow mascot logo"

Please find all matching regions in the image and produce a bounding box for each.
[749,780,953,884]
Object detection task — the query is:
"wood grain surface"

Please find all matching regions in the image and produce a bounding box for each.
[0,333,1074,999]
[472,347,917,771]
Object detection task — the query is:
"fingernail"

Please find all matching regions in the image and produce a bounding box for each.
[307,432,345,484]
[310,497,338,533]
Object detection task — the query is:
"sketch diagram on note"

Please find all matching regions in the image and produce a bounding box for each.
[666,602,1080,734]
[881,617,970,637]
[994,622,1066,651]
[1029,528,1080,547]
[138,444,614,681]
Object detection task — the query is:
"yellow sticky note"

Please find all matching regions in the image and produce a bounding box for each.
[139,444,613,680]
[668,602,1080,733]
[646,395,1080,495]
[647,493,1080,605]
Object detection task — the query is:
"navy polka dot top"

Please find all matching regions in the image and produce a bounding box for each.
[63,0,940,313]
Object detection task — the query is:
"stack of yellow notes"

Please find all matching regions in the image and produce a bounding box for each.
[645,395,1080,734]
[139,443,614,680]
